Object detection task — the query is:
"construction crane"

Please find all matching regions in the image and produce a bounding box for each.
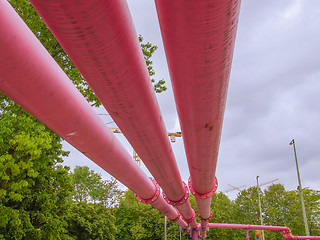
[221,178,278,194]
[110,128,182,166]
[222,184,247,193]
[109,128,142,166]
[167,132,182,143]
[257,178,279,188]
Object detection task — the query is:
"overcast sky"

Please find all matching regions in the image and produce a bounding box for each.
[63,0,320,200]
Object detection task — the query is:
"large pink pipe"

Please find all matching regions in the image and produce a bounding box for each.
[0,0,187,229]
[207,223,320,239]
[29,0,196,227]
[155,0,241,226]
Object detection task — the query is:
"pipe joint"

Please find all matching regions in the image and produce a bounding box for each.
[188,176,218,199]
[162,181,189,206]
[181,209,196,224]
[198,209,213,221]
[281,228,293,239]
[134,178,160,204]
[168,209,181,222]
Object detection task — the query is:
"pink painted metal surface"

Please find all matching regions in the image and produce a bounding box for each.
[155,0,241,225]
[191,226,201,240]
[207,223,320,239]
[245,229,250,240]
[150,195,188,229]
[28,0,196,226]
[134,178,160,204]
[0,0,188,229]
[189,177,218,199]
[163,181,189,206]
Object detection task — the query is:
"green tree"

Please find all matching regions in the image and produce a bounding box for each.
[233,187,260,225]
[113,190,182,240]
[70,166,123,208]
[0,106,73,239]
[139,35,167,93]
[284,188,320,237]
[65,202,117,240]
[231,184,320,239]
[304,188,320,236]
[262,184,287,240]
[206,192,240,240]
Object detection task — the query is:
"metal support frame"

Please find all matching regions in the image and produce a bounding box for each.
[181,223,320,240]
[245,229,250,240]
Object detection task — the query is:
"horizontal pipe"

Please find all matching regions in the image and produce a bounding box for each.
[151,194,188,229]
[29,0,196,225]
[0,0,187,229]
[155,0,241,226]
[207,223,320,239]
[208,223,287,231]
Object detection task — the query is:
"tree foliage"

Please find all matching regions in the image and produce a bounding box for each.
[138,35,167,93]
[113,191,163,240]
[113,191,182,240]
[0,103,73,239]
[70,166,123,208]
[65,203,117,240]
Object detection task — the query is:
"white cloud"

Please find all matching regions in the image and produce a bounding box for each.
[281,0,302,21]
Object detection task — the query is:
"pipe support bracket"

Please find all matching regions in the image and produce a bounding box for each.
[134,178,160,204]
[188,176,218,199]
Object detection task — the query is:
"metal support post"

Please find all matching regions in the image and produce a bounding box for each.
[290,139,310,236]
[256,176,265,240]
[164,216,167,240]
[191,228,200,240]
[245,229,250,240]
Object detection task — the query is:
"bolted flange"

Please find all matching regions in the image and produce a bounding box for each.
[181,209,196,224]
[188,176,218,199]
[198,209,213,221]
[162,181,189,206]
[134,178,160,204]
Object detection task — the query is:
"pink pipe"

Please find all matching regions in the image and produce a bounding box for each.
[155,0,241,226]
[0,0,188,229]
[28,0,196,227]
[207,223,320,239]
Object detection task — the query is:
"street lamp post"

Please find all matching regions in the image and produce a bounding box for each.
[289,139,310,236]
[256,176,265,240]
[164,216,167,240]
